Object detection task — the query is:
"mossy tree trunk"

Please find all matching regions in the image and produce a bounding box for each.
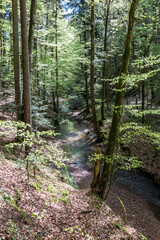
[97,0,139,200]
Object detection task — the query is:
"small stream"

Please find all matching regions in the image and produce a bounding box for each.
[56,110,160,226]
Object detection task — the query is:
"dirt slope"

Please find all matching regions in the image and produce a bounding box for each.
[0,158,144,240]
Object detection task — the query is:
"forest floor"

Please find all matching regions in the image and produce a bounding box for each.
[70,163,160,240]
[0,157,143,240]
[0,95,159,239]
[0,111,145,239]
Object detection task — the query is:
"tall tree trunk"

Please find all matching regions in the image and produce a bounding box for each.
[82,0,89,113]
[33,35,40,96]
[90,0,101,139]
[84,27,89,113]
[150,79,155,107]
[28,0,37,73]
[20,0,32,134]
[97,0,139,200]
[101,0,111,120]
[12,0,22,121]
[55,0,59,126]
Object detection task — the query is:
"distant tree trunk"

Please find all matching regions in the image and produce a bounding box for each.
[12,0,22,121]
[82,0,89,113]
[90,0,101,140]
[20,0,32,134]
[114,55,118,76]
[55,0,59,126]
[101,0,111,121]
[142,39,152,122]
[28,0,37,73]
[33,35,40,96]
[108,56,112,110]
[135,89,138,107]
[106,79,110,111]
[141,79,145,123]
[97,0,139,200]
[150,79,155,107]
[146,80,149,110]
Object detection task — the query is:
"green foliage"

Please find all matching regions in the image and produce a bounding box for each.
[138,234,148,240]
[112,193,127,224]
[88,153,104,162]
[63,167,79,189]
[113,221,130,236]
[0,189,28,221]
[0,120,68,178]
[7,220,23,240]
[51,189,70,204]
[31,209,46,220]
[89,150,141,171]
[64,225,93,239]
[30,181,42,191]
[47,183,55,194]
[120,122,160,150]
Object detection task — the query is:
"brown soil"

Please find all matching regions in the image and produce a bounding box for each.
[0,159,142,240]
[69,164,160,240]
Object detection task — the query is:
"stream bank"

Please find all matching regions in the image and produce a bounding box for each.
[57,110,160,239]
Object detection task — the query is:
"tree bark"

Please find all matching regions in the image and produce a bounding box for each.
[28,0,37,73]
[101,0,111,120]
[55,0,59,126]
[20,0,32,133]
[97,0,139,200]
[90,0,101,140]
[82,0,89,113]
[12,0,22,121]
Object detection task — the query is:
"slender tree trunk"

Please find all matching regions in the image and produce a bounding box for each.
[101,0,111,120]
[84,7,89,113]
[33,34,40,96]
[97,0,139,200]
[82,0,89,113]
[150,79,155,107]
[20,0,32,134]
[142,43,151,122]
[28,0,37,73]
[55,0,59,126]
[142,81,145,123]
[90,0,101,139]
[12,0,22,121]
[146,80,149,110]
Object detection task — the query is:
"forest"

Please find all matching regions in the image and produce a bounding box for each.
[0,0,160,239]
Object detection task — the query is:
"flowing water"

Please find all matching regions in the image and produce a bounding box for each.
[56,110,160,237]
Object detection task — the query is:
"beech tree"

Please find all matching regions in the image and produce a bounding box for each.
[12,0,22,121]
[101,0,112,120]
[90,0,101,140]
[97,0,139,200]
[28,0,37,72]
[82,0,89,113]
[20,0,32,133]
